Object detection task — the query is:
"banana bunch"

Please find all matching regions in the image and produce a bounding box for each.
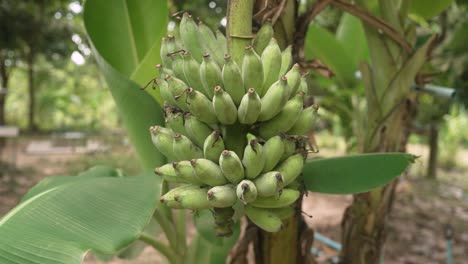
[152,14,317,237]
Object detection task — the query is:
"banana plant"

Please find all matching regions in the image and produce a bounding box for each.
[0,1,421,263]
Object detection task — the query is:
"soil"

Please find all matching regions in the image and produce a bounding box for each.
[1,137,467,264]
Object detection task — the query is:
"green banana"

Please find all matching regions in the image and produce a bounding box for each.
[215,29,228,57]
[169,53,187,83]
[157,78,178,107]
[155,63,174,78]
[262,135,285,172]
[253,171,284,197]
[200,54,222,97]
[203,130,225,163]
[186,88,218,124]
[191,158,228,186]
[160,37,172,68]
[237,88,261,124]
[213,86,237,125]
[260,38,282,96]
[285,64,301,97]
[179,13,203,62]
[173,160,204,185]
[149,126,176,161]
[198,22,224,66]
[258,92,304,139]
[271,206,295,220]
[236,180,258,204]
[154,163,184,183]
[258,76,290,122]
[242,139,265,179]
[166,34,179,53]
[164,108,186,135]
[222,54,245,105]
[250,189,300,208]
[219,150,245,184]
[160,184,210,210]
[279,45,293,77]
[242,46,264,92]
[207,184,237,208]
[183,51,207,96]
[281,136,297,161]
[173,133,203,161]
[299,73,309,96]
[244,205,282,233]
[252,21,273,54]
[184,113,212,147]
[287,105,315,135]
[165,75,189,112]
[275,153,305,185]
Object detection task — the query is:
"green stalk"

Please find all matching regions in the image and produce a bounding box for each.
[139,233,178,264]
[153,210,178,251]
[175,210,187,259]
[226,0,254,66]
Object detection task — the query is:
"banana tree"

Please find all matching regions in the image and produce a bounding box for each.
[0,1,419,263]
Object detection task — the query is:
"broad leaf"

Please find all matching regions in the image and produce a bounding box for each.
[305,25,356,87]
[0,172,160,264]
[410,0,453,19]
[83,0,168,169]
[336,13,369,67]
[303,153,415,194]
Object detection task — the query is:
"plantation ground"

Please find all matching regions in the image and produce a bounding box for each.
[1,133,467,263]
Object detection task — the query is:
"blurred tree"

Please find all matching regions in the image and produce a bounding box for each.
[0,0,75,131]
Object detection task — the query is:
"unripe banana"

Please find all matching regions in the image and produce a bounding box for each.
[275,153,305,185]
[184,113,212,147]
[287,105,315,135]
[207,184,237,208]
[198,22,224,66]
[186,88,218,124]
[253,171,284,197]
[279,45,293,77]
[166,34,179,53]
[236,180,258,204]
[155,63,174,78]
[215,30,228,57]
[244,205,282,233]
[250,189,300,208]
[271,206,295,220]
[154,163,184,183]
[213,86,237,125]
[222,54,245,105]
[242,139,265,179]
[258,76,290,122]
[164,109,186,135]
[160,37,172,69]
[299,73,309,96]
[169,53,187,83]
[262,135,285,172]
[182,51,207,96]
[252,21,273,54]
[285,64,301,97]
[149,126,176,161]
[165,75,189,112]
[258,92,304,139]
[191,158,228,186]
[157,78,178,107]
[179,13,203,62]
[242,46,264,92]
[173,133,203,161]
[203,130,225,163]
[281,136,297,161]
[173,161,204,185]
[260,38,282,96]
[219,150,245,184]
[160,184,210,210]
[237,88,261,124]
[200,54,222,97]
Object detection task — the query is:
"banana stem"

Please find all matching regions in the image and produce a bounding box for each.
[226,0,254,66]
[153,210,178,251]
[139,233,178,264]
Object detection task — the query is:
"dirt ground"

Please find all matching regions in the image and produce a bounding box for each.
[1,136,467,264]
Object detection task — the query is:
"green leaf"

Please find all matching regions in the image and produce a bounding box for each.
[0,172,160,263]
[83,0,168,169]
[303,153,415,194]
[409,0,453,19]
[335,13,369,67]
[305,24,356,87]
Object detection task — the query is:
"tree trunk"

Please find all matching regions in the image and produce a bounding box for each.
[27,51,37,132]
[427,123,438,179]
[0,56,9,150]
